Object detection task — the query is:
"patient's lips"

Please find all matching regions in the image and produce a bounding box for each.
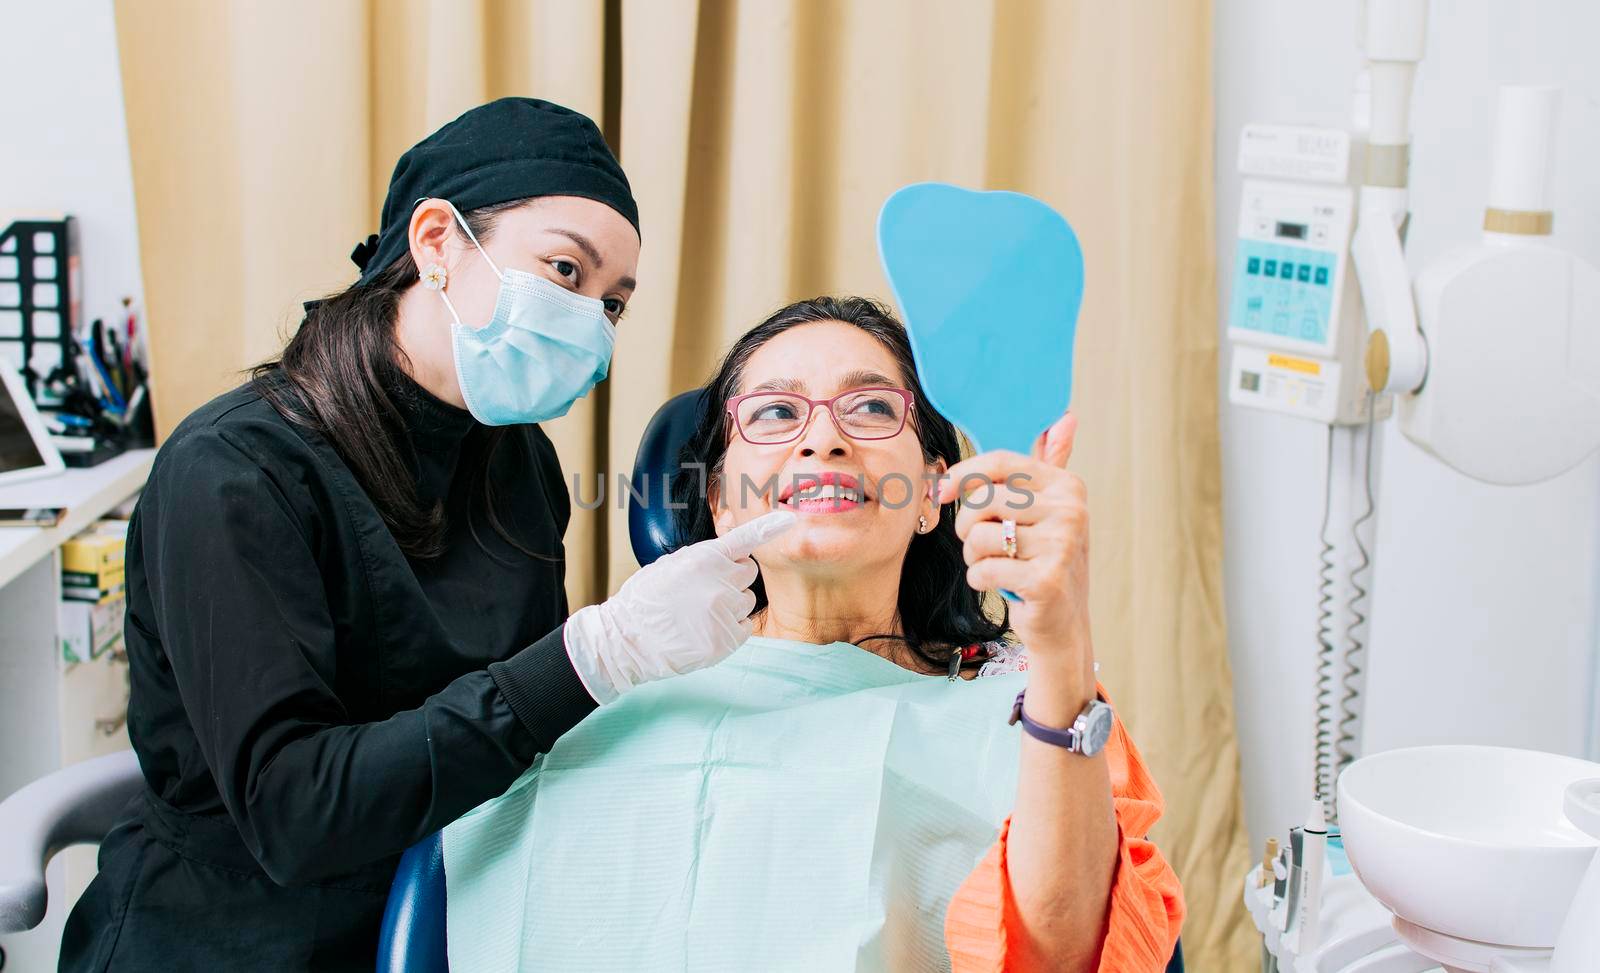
[780,470,866,514]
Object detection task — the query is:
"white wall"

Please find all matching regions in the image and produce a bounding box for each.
[0,0,145,337]
[1217,0,1600,852]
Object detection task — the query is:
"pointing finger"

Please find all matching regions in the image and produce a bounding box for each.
[711,509,797,559]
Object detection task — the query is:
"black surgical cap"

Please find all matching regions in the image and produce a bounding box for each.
[351,97,638,285]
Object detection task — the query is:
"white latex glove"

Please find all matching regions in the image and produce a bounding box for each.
[564,509,796,704]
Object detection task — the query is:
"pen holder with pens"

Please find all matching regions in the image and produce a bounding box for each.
[53,315,154,466]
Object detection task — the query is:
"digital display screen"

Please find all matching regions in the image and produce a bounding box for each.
[1276,222,1307,240]
[0,379,48,474]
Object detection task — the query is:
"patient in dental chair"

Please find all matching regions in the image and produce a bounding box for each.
[442,297,1182,972]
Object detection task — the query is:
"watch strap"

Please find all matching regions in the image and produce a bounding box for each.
[1008,690,1083,751]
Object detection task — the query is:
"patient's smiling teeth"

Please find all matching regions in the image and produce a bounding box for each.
[775,472,869,513]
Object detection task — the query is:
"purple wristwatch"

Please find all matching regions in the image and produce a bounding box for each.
[1009,691,1114,757]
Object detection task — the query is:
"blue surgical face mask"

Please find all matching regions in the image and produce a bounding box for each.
[434,201,617,426]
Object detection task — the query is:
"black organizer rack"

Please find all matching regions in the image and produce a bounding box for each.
[0,216,80,407]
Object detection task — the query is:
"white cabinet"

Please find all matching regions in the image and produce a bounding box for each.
[0,450,152,972]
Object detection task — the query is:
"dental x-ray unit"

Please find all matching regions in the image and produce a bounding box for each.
[1229,2,1600,971]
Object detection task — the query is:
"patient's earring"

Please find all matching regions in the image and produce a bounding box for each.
[420,264,447,290]
[917,515,929,534]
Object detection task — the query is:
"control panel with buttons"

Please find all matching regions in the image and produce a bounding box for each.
[1226,152,1386,425]
[1227,179,1353,356]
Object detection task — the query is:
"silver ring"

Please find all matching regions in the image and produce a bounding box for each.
[1000,519,1018,559]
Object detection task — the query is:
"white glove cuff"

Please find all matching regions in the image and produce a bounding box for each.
[563,605,622,706]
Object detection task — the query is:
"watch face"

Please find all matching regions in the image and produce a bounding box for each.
[1079,702,1114,756]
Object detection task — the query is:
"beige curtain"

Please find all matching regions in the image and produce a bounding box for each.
[116,0,1250,966]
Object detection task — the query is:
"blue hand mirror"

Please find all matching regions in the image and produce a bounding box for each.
[877,183,1084,601]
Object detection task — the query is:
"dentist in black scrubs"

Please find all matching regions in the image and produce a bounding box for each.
[60,98,792,972]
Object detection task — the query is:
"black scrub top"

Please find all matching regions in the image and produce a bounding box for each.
[59,370,596,972]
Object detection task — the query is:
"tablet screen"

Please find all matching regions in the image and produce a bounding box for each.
[0,367,50,475]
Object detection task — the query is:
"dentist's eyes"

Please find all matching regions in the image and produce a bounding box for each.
[548,257,626,321]
[551,259,580,284]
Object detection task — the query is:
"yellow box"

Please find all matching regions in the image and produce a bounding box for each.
[62,531,125,577]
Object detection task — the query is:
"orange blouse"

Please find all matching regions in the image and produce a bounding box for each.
[944,688,1185,972]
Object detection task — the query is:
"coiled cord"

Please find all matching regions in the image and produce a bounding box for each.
[1337,400,1379,788]
[1312,399,1382,826]
[1314,426,1340,820]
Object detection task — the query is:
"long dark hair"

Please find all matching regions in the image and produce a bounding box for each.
[670,296,1008,674]
[251,200,541,560]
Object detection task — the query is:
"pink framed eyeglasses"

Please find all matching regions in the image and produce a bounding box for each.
[725,387,917,445]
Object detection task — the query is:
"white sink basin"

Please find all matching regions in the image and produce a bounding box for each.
[1337,745,1600,948]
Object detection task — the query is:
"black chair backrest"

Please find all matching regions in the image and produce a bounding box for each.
[628,387,705,565]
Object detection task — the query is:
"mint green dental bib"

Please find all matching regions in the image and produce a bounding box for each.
[443,637,1027,972]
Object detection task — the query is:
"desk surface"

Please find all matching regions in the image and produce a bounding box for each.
[0,448,156,589]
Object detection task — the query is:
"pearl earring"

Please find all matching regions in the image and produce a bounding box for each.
[918,516,928,534]
[420,264,447,290]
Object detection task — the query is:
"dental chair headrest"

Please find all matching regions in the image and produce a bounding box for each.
[628,387,707,566]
